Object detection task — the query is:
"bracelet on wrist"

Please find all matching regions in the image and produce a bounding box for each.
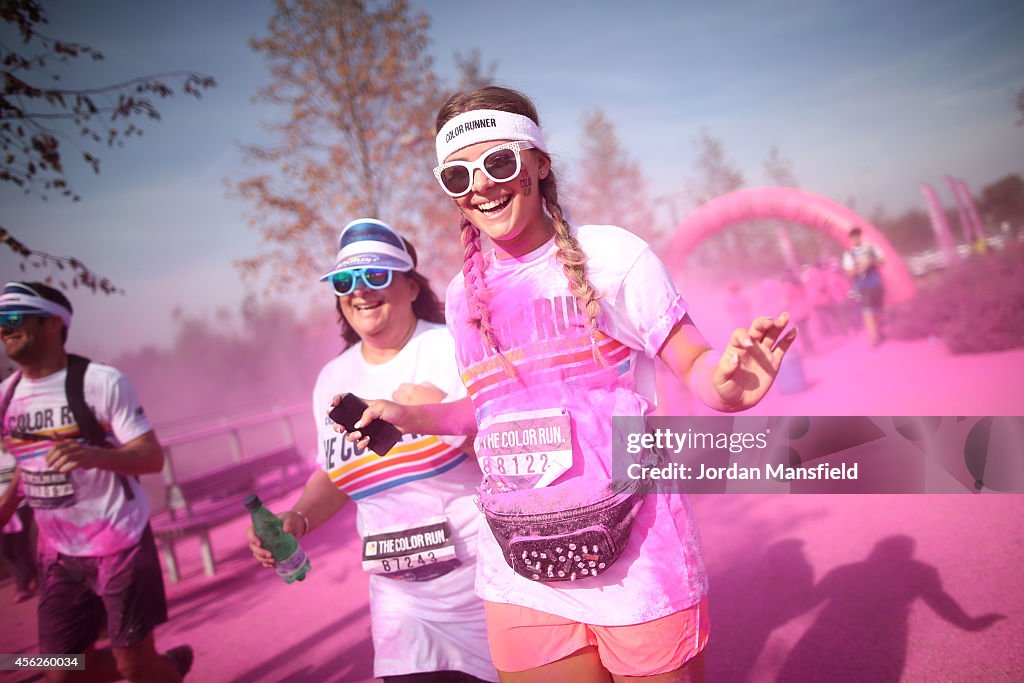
[290,509,310,537]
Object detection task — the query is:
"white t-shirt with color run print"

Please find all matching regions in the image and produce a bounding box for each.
[312,319,496,681]
[0,362,153,556]
[446,224,709,626]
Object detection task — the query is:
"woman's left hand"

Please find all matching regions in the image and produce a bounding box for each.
[713,312,798,410]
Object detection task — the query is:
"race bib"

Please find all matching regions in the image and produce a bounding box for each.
[476,408,573,491]
[361,516,459,581]
[22,469,76,509]
[0,465,14,491]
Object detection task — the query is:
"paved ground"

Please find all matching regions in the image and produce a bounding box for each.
[2,333,1022,682]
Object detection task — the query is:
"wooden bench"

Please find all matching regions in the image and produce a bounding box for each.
[150,445,313,582]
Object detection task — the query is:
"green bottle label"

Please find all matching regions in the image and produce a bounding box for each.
[275,544,309,580]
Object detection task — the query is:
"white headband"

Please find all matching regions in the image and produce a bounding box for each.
[0,284,73,327]
[435,109,548,164]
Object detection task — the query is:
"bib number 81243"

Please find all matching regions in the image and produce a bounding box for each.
[379,550,438,573]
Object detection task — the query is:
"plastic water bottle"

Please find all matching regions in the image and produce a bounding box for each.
[244,494,311,583]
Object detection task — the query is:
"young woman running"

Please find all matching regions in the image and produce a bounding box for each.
[339,87,796,683]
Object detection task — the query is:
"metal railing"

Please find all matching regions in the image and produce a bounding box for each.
[157,402,310,494]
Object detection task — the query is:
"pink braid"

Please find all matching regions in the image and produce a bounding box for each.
[460,218,517,377]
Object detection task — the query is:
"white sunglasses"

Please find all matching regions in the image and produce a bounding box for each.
[433,141,535,197]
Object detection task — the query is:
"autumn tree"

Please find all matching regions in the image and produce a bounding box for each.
[1,0,215,293]
[566,108,656,243]
[412,47,500,271]
[760,144,822,270]
[686,127,764,275]
[763,144,797,188]
[232,0,467,290]
[690,127,744,205]
[451,47,497,94]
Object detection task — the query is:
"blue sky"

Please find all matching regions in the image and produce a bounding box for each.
[2,0,1022,356]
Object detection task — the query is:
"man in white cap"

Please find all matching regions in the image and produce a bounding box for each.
[0,282,193,682]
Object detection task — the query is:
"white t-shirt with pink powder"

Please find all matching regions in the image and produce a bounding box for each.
[446,224,709,626]
[0,362,153,556]
[312,320,497,681]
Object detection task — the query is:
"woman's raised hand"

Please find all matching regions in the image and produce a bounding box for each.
[713,312,798,410]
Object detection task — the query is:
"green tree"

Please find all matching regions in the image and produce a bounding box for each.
[232,0,458,289]
[875,208,934,254]
[979,174,1024,228]
[1,0,215,293]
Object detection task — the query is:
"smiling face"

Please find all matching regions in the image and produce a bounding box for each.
[1,314,58,365]
[445,139,553,259]
[337,270,420,350]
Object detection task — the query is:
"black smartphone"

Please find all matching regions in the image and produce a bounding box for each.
[328,393,403,456]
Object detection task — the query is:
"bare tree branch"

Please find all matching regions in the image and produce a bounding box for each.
[1,0,216,294]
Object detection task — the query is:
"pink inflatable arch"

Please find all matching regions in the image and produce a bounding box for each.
[661,186,916,303]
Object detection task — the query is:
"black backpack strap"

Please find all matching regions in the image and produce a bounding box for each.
[65,355,106,447]
[64,354,135,501]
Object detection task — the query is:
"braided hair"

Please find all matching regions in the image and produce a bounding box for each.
[435,86,606,372]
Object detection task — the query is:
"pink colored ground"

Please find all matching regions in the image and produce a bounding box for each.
[2,332,1023,682]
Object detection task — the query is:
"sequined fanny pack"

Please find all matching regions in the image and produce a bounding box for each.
[478,476,652,582]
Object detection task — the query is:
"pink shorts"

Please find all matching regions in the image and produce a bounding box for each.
[484,597,710,676]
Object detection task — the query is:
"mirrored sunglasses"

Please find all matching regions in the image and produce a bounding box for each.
[0,312,47,330]
[433,141,535,198]
[330,268,394,297]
